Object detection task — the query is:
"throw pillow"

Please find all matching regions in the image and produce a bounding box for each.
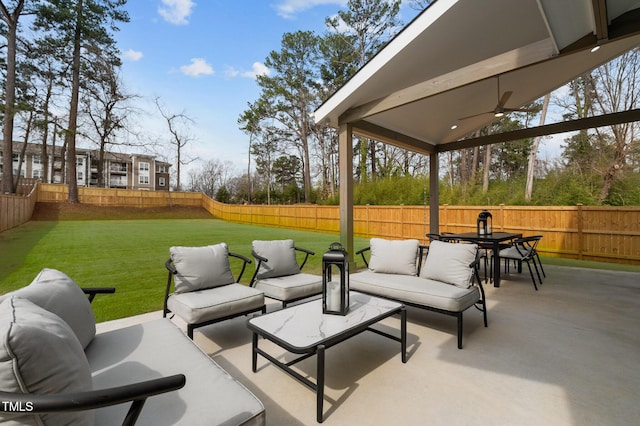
[0,268,96,349]
[170,243,235,293]
[421,240,477,288]
[0,296,93,426]
[252,239,301,279]
[368,238,420,276]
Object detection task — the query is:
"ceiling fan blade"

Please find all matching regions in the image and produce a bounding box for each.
[458,111,492,120]
[497,91,513,108]
[503,107,538,113]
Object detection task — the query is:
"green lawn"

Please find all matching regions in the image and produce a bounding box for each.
[3,218,639,323]
[0,219,368,322]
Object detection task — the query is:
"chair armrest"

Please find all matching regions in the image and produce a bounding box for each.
[82,287,116,303]
[355,247,371,268]
[0,374,186,426]
[416,245,429,276]
[249,250,267,287]
[229,252,252,282]
[294,247,314,270]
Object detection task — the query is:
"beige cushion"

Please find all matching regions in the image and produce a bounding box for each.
[0,268,96,349]
[170,243,235,293]
[167,284,264,324]
[0,297,93,426]
[252,240,300,279]
[369,238,420,276]
[422,240,477,288]
[85,319,265,426]
[350,271,480,312]
[254,273,322,301]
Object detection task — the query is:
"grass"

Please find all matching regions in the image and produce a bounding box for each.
[3,204,639,323]
[0,217,368,322]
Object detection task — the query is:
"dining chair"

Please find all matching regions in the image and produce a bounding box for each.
[498,235,545,290]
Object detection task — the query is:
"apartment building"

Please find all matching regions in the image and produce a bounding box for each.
[0,142,171,191]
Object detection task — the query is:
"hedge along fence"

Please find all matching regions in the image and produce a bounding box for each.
[11,183,638,266]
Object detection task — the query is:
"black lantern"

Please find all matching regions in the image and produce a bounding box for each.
[322,242,350,315]
[477,210,493,235]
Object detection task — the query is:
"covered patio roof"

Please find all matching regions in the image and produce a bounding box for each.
[313,0,640,255]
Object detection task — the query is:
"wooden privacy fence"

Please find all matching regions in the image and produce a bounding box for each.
[0,185,37,233]
[207,200,640,265]
[1,183,638,265]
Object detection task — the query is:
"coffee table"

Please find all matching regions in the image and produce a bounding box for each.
[247,291,406,423]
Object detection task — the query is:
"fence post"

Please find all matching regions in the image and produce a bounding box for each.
[442,204,448,233]
[499,204,505,232]
[577,203,584,260]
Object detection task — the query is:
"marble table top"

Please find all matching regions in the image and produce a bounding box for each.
[247,291,402,351]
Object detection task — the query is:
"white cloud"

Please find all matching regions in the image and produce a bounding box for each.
[158,0,196,25]
[241,62,271,79]
[123,49,143,61]
[224,66,240,78]
[180,58,214,77]
[274,0,347,19]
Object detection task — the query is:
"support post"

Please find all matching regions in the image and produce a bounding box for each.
[339,122,354,265]
[429,152,440,234]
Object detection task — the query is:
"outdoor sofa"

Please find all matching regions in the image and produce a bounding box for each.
[0,268,265,426]
[351,238,488,349]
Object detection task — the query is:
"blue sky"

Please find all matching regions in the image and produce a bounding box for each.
[114,0,566,181]
[115,0,422,177]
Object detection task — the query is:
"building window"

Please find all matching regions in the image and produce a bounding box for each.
[138,161,150,185]
[33,155,42,164]
[159,177,166,187]
[157,164,166,173]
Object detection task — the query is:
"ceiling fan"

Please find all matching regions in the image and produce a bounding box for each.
[458,76,537,120]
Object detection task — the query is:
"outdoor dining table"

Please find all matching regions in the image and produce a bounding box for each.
[442,232,522,287]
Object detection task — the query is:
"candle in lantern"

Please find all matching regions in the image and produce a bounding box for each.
[327,281,340,312]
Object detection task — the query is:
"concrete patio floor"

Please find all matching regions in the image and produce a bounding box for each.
[98,264,640,425]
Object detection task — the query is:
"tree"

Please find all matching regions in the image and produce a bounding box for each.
[187,158,235,199]
[238,99,267,203]
[255,30,321,202]
[155,97,196,191]
[525,93,550,202]
[250,127,281,205]
[324,0,402,180]
[591,50,640,202]
[33,0,129,202]
[82,48,138,187]
[409,0,435,11]
[0,0,26,194]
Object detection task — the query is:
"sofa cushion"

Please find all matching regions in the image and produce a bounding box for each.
[350,270,480,312]
[253,273,322,301]
[252,239,300,279]
[0,268,96,349]
[86,318,265,426]
[421,240,477,288]
[170,243,235,293]
[167,283,264,324]
[0,296,93,426]
[368,238,420,275]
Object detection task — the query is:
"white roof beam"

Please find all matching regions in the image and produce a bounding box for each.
[339,39,555,125]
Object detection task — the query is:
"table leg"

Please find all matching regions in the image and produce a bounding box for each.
[317,344,325,423]
[252,332,258,372]
[493,241,501,287]
[401,307,407,363]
